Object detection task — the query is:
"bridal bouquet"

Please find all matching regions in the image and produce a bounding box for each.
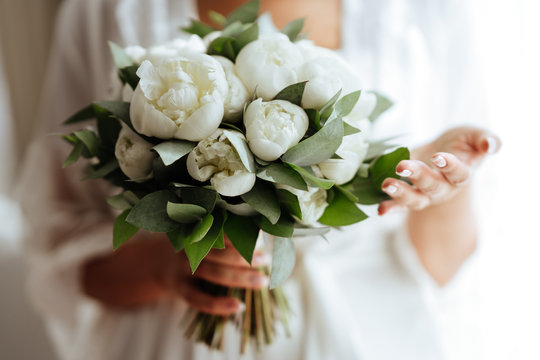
[61,0,408,352]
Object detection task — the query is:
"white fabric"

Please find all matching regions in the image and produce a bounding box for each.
[18,0,483,359]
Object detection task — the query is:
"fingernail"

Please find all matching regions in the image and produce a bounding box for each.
[251,275,270,287]
[396,169,412,177]
[486,136,497,154]
[382,184,398,195]
[432,155,447,168]
[252,253,271,266]
[236,301,246,313]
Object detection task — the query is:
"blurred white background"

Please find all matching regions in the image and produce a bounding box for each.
[0,0,539,359]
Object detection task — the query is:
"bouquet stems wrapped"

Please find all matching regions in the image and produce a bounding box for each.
[60,0,408,352]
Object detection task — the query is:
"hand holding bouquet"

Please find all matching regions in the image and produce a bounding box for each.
[62,0,409,352]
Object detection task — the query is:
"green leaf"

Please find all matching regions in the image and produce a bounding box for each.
[371,147,410,189]
[63,105,95,125]
[220,122,244,133]
[207,36,236,61]
[167,227,187,252]
[224,214,260,264]
[74,130,100,156]
[343,175,384,205]
[108,41,135,69]
[273,81,308,106]
[281,117,344,167]
[119,65,140,90]
[318,188,368,226]
[83,159,119,180]
[107,193,133,210]
[319,89,342,121]
[369,92,393,122]
[233,23,259,54]
[257,215,294,238]
[153,140,196,166]
[221,21,245,37]
[184,209,226,273]
[113,209,139,249]
[182,19,216,38]
[343,122,361,136]
[185,214,214,243]
[225,0,260,26]
[126,190,180,232]
[285,163,335,189]
[270,237,295,289]
[213,230,226,249]
[281,18,305,42]
[276,189,302,219]
[93,101,131,126]
[63,142,84,168]
[97,112,121,150]
[332,91,361,119]
[241,181,281,224]
[256,164,307,191]
[167,202,207,223]
[293,226,331,237]
[305,108,322,132]
[178,187,218,213]
[209,10,227,26]
[365,138,400,160]
[223,130,256,172]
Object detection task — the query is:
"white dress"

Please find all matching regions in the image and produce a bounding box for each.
[18,0,483,359]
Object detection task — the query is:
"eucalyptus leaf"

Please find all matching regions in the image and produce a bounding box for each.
[63,105,95,125]
[167,226,187,252]
[270,237,295,289]
[224,214,260,264]
[233,23,259,54]
[213,230,226,249]
[281,117,344,167]
[186,214,214,243]
[108,41,135,69]
[285,163,334,189]
[272,81,308,106]
[292,226,331,237]
[365,137,400,160]
[93,101,131,126]
[343,176,384,205]
[182,19,216,38]
[222,21,245,37]
[179,187,218,213]
[119,65,140,90]
[153,140,196,166]
[63,142,84,168]
[256,164,307,191]
[209,10,227,26]
[74,130,100,156]
[208,36,236,61]
[223,130,256,172]
[276,189,302,219]
[113,209,139,249]
[319,89,341,122]
[343,122,361,136]
[126,190,180,232]
[167,202,207,223]
[305,108,322,132]
[369,92,393,122]
[257,215,294,238]
[220,122,244,133]
[281,18,305,42]
[225,0,259,26]
[318,188,368,226]
[241,181,281,224]
[97,113,121,150]
[371,147,410,189]
[332,91,361,119]
[84,159,118,180]
[107,193,133,210]
[184,209,226,273]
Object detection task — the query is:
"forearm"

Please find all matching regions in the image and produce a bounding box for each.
[407,185,477,285]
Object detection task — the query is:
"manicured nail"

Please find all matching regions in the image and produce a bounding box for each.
[252,253,271,266]
[396,169,412,177]
[236,302,246,313]
[432,155,447,168]
[382,184,398,195]
[251,275,269,287]
[486,136,497,154]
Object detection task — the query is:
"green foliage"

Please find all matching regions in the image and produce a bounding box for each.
[318,188,368,226]
[167,227,187,252]
[273,81,308,106]
[281,117,344,167]
[74,130,100,156]
[126,190,180,232]
[167,202,207,223]
[343,122,361,136]
[209,10,227,27]
[285,163,334,189]
[63,142,84,168]
[276,189,302,220]
[224,214,260,264]
[369,92,393,122]
[113,209,139,249]
[281,18,305,42]
[241,181,281,224]
[331,91,361,120]
[257,215,294,238]
[178,187,218,213]
[185,214,214,243]
[207,23,259,62]
[224,0,260,26]
[270,237,295,289]
[223,130,256,172]
[118,65,140,90]
[108,41,135,69]
[84,159,119,180]
[319,89,342,122]
[153,140,196,166]
[256,164,308,191]
[182,20,216,38]
[63,105,95,125]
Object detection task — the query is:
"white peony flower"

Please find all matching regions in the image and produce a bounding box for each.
[212,56,250,122]
[130,54,228,141]
[244,98,308,161]
[235,33,303,100]
[318,118,371,185]
[277,184,328,225]
[114,124,155,181]
[186,129,256,197]
[124,35,206,65]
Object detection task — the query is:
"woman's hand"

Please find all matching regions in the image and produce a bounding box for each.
[378,126,501,215]
[83,233,268,315]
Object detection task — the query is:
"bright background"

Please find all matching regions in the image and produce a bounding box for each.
[0,0,538,359]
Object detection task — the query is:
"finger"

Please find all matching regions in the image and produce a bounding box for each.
[206,248,270,268]
[381,178,430,211]
[431,152,470,186]
[176,280,244,316]
[377,200,406,216]
[195,261,269,289]
[396,160,450,199]
[473,131,502,155]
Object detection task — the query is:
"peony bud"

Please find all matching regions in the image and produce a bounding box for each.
[114,124,156,181]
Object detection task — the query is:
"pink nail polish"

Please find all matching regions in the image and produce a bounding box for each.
[396,169,412,177]
[432,155,447,168]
